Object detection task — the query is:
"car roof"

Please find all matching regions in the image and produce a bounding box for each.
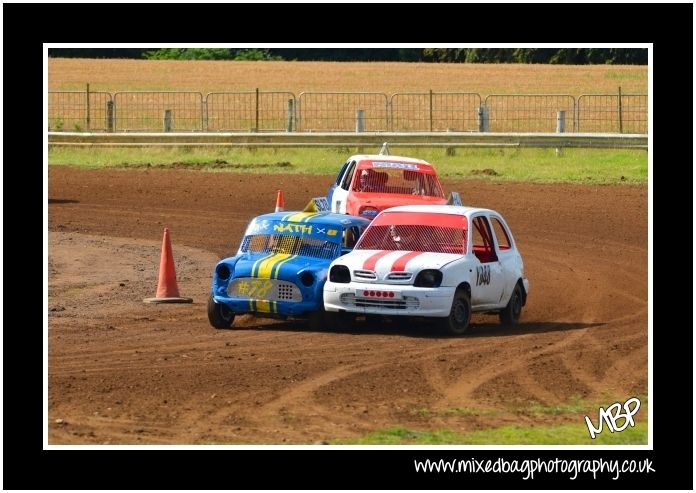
[378,204,500,217]
[254,211,371,226]
[348,154,433,166]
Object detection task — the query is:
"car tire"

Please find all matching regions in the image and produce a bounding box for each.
[499,283,523,327]
[207,294,235,329]
[439,289,471,336]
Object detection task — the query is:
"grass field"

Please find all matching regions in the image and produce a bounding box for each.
[48,59,647,95]
[336,395,649,445]
[336,421,648,445]
[48,146,648,184]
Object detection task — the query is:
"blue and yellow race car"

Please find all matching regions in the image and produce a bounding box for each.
[208,201,370,330]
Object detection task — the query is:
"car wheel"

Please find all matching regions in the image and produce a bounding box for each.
[499,284,523,327]
[439,289,471,336]
[207,294,235,329]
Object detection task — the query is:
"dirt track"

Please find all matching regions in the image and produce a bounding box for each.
[47,167,648,444]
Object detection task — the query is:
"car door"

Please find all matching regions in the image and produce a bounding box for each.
[489,214,521,305]
[330,160,356,213]
[328,160,350,207]
[469,215,505,308]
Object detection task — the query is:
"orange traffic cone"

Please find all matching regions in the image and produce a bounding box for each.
[143,228,193,304]
[275,189,284,212]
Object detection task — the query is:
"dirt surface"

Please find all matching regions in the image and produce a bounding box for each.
[48,167,648,444]
[48,58,648,95]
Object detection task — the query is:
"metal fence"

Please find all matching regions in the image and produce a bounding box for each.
[48,132,649,150]
[577,94,647,134]
[390,92,482,132]
[296,92,389,132]
[485,94,577,132]
[47,89,648,134]
[48,91,113,132]
[113,92,203,132]
[205,91,295,131]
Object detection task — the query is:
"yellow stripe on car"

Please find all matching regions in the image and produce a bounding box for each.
[251,253,274,277]
[257,253,292,279]
[271,254,298,279]
[286,212,319,223]
[255,300,272,313]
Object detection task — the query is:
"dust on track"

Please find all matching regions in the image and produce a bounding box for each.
[48,167,647,444]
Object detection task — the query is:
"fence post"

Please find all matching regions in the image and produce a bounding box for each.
[355,109,365,133]
[555,110,565,156]
[576,97,581,133]
[254,87,259,132]
[429,89,433,132]
[202,98,208,131]
[287,98,294,132]
[85,83,91,131]
[477,105,489,132]
[164,109,172,132]
[618,86,623,134]
[446,128,456,156]
[356,109,365,153]
[106,100,114,132]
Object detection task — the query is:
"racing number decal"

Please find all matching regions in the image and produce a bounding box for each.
[249,279,273,298]
[476,265,490,286]
[237,279,273,298]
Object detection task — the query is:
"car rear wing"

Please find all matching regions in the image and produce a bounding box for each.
[447,191,462,206]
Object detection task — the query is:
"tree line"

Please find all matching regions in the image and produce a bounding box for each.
[48,48,647,65]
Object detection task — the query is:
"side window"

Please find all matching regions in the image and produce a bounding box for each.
[340,161,356,190]
[335,161,350,186]
[491,217,511,250]
[342,226,360,248]
[471,216,498,263]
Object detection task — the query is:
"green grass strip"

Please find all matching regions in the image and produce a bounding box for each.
[48,146,647,184]
[337,421,648,445]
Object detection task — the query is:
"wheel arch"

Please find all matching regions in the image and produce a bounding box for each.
[455,281,471,297]
[516,278,527,306]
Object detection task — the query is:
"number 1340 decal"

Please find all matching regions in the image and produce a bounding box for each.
[476,265,491,286]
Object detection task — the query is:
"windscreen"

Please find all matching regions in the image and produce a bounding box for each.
[240,234,341,260]
[355,212,467,254]
[352,164,444,198]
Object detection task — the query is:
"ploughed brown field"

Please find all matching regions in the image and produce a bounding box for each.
[48,167,647,444]
[48,59,648,95]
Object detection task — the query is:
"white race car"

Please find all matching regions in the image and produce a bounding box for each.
[323,205,529,335]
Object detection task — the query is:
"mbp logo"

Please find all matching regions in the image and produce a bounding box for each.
[584,397,641,439]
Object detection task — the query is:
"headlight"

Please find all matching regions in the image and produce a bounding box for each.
[413,269,442,288]
[300,271,315,287]
[329,265,351,283]
[216,264,232,281]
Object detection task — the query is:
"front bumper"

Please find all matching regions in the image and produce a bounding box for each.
[324,281,455,317]
[212,295,320,317]
[212,277,321,317]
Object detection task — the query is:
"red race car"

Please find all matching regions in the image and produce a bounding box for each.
[327,153,454,220]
